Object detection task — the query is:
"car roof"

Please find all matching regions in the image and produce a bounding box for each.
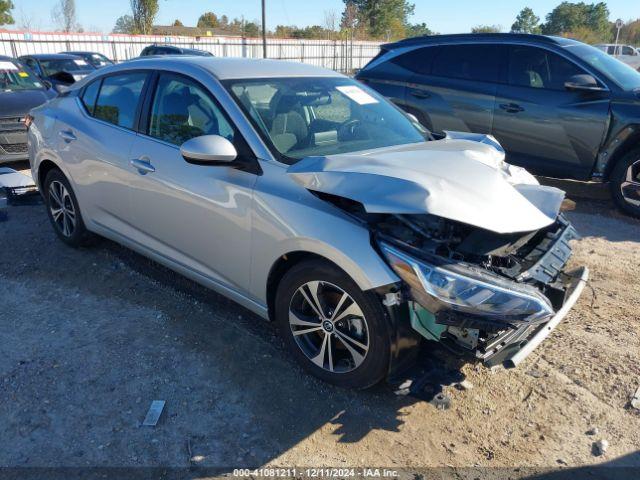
[384,33,581,49]
[0,55,18,62]
[22,53,83,60]
[117,56,342,80]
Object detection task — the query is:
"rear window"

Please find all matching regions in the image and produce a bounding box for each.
[389,46,436,75]
[431,44,503,83]
[93,73,146,129]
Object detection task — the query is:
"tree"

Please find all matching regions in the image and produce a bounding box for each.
[541,1,611,41]
[406,22,433,37]
[112,14,136,34]
[511,7,540,33]
[130,0,158,35]
[619,18,640,46]
[471,25,501,33]
[0,0,13,25]
[172,19,183,27]
[197,12,218,29]
[343,0,415,39]
[52,0,79,32]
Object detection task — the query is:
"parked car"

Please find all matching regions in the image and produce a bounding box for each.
[27,57,588,388]
[62,51,115,69]
[594,43,640,71]
[356,33,640,217]
[18,53,95,92]
[0,56,56,163]
[139,44,213,57]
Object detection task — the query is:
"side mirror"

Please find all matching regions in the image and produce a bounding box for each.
[180,135,237,164]
[564,74,605,92]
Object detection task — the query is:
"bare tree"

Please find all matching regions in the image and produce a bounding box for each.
[323,10,337,39]
[52,0,80,32]
[18,5,41,31]
[130,0,159,35]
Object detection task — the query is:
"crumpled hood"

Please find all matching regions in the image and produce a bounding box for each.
[287,135,565,234]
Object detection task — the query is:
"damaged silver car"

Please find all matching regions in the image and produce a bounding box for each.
[28,57,588,389]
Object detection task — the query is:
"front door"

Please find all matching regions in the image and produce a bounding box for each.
[127,72,258,293]
[492,45,610,179]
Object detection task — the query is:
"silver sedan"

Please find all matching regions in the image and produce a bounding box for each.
[27,57,587,388]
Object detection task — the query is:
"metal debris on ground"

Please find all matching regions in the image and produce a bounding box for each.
[142,400,166,426]
[456,379,474,390]
[430,393,452,410]
[586,426,599,436]
[631,386,640,410]
[593,439,609,456]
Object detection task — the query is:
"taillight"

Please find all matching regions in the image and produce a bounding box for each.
[23,114,33,129]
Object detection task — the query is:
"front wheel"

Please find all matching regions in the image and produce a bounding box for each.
[275,259,391,389]
[610,149,640,218]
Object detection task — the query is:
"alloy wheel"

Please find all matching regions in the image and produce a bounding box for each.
[48,180,76,237]
[288,280,369,373]
[620,159,640,208]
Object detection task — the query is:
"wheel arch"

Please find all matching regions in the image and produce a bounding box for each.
[37,159,62,191]
[600,125,640,181]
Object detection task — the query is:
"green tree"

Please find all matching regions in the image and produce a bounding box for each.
[172,19,183,27]
[130,0,158,35]
[619,18,640,45]
[471,24,501,33]
[541,1,611,41]
[0,0,14,25]
[511,7,540,33]
[406,22,432,37]
[243,21,261,37]
[112,14,136,34]
[343,0,415,39]
[197,12,218,29]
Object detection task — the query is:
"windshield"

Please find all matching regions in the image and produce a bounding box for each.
[225,77,426,163]
[77,53,112,67]
[40,58,90,76]
[564,43,640,90]
[0,60,44,91]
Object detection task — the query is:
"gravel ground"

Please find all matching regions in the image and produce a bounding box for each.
[1,163,639,476]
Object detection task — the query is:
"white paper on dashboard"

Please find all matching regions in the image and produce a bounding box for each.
[0,61,18,70]
[336,85,379,105]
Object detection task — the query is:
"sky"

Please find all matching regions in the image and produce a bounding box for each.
[8,0,638,34]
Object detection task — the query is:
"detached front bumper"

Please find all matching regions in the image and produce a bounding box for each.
[478,266,589,368]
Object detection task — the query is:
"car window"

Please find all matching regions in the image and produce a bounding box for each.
[431,44,502,82]
[93,73,146,129]
[39,58,87,76]
[621,46,635,55]
[508,46,585,90]
[0,61,44,91]
[81,79,101,114]
[148,73,235,146]
[389,46,436,75]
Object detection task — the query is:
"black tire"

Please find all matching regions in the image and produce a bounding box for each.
[43,168,93,247]
[610,148,640,218]
[274,259,391,389]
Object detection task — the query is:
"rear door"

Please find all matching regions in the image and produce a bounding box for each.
[58,71,148,235]
[403,43,506,134]
[492,45,610,179]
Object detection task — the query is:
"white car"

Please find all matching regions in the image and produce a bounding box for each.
[594,44,640,70]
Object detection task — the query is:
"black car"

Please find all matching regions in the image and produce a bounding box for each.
[139,44,213,57]
[62,51,114,69]
[18,53,95,92]
[356,33,640,217]
[0,56,56,163]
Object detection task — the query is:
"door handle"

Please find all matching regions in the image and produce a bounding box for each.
[130,158,155,175]
[58,130,76,142]
[409,89,431,99]
[499,103,524,113]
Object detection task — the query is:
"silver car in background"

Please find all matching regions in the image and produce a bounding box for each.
[27,57,588,389]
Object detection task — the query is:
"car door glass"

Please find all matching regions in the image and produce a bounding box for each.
[622,46,635,55]
[431,45,501,82]
[148,74,235,146]
[94,72,146,129]
[508,46,585,90]
[389,46,436,75]
[81,79,101,114]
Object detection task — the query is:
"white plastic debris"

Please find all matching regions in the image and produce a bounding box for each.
[631,386,640,410]
[142,400,165,426]
[593,439,609,456]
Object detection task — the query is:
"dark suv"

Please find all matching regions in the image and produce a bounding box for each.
[139,45,213,57]
[356,34,640,217]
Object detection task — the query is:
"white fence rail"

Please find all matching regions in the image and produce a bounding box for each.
[0,30,383,73]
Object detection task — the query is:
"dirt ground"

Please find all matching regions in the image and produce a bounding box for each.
[1,162,639,476]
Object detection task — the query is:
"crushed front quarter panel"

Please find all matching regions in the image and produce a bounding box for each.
[287,137,565,234]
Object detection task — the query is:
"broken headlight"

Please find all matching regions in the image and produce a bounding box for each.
[378,242,554,324]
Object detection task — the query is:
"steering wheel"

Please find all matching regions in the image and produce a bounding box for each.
[337,119,366,141]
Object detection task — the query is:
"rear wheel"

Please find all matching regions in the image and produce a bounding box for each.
[43,169,93,246]
[610,149,640,218]
[275,259,391,389]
